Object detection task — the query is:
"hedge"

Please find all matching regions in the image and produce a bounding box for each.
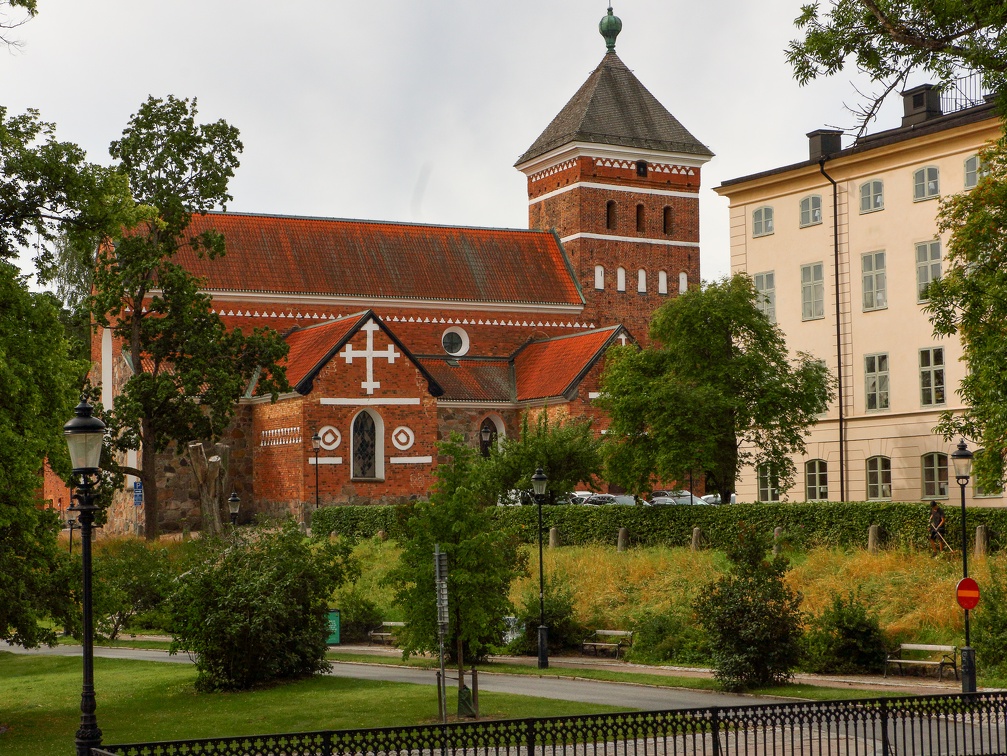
[311,501,1006,552]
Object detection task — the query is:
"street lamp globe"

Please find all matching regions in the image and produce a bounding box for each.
[952,438,973,484]
[312,432,321,451]
[228,491,241,525]
[532,468,548,497]
[63,398,106,474]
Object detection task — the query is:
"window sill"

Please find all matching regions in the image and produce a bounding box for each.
[859,206,884,215]
[351,477,386,483]
[799,221,823,229]
[801,315,826,322]
[913,195,940,203]
[863,306,888,313]
[752,232,775,239]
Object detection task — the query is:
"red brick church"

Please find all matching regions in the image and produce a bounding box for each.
[96,8,713,534]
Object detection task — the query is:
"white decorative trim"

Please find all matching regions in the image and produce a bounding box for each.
[260,427,302,447]
[321,398,421,406]
[390,456,433,464]
[318,425,341,450]
[530,181,697,206]
[588,392,601,399]
[199,291,583,315]
[309,457,343,465]
[527,158,579,182]
[516,142,712,176]
[391,426,415,451]
[559,232,701,248]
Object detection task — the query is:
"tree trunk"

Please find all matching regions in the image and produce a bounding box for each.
[188,442,223,535]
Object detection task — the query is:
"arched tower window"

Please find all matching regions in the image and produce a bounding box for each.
[636,160,648,177]
[594,265,605,290]
[663,206,674,235]
[606,200,617,230]
[679,271,688,293]
[616,267,626,291]
[351,409,384,479]
[636,204,645,233]
[637,269,647,293]
[658,270,668,295]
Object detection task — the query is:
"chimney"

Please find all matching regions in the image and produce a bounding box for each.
[807,129,843,161]
[902,84,942,126]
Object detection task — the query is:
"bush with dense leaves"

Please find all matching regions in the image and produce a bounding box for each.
[168,521,356,691]
[802,591,888,674]
[697,523,803,691]
[626,608,711,665]
[508,573,587,655]
[334,585,384,643]
[92,540,172,640]
[974,561,1007,678]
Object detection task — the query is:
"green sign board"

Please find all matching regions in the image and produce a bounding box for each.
[326,609,340,645]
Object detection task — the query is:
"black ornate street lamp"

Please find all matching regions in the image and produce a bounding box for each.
[312,432,321,512]
[531,467,549,669]
[952,439,977,693]
[63,397,106,756]
[479,422,493,458]
[228,491,241,526]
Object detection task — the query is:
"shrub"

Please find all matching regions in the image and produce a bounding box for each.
[92,540,172,641]
[974,561,1007,678]
[335,586,384,643]
[168,521,356,691]
[803,591,888,674]
[697,524,803,691]
[508,573,587,655]
[626,608,711,665]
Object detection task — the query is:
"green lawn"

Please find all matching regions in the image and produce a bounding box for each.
[0,653,622,756]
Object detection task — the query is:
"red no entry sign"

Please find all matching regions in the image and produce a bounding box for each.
[957,577,980,610]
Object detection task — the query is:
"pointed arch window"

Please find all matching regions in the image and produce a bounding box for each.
[637,269,647,293]
[352,409,384,480]
[663,206,674,235]
[679,271,688,293]
[594,265,605,290]
[658,270,668,295]
[616,267,626,292]
[636,204,645,233]
[606,200,617,230]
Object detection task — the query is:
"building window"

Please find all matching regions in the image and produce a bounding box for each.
[441,326,470,356]
[919,347,945,406]
[616,267,626,291]
[636,204,645,233]
[861,251,887,311]
[594,265,605,290]
[753,271,776,322]
[606,200,617,230]
[800,195,822,227]
[865,353,890,411]
[637,269,647,293]
[859,180,884,213]
[805,459,828,501]
[866,456,892,500]
[753,206,774,237]
[916,239,941,302]
[974,449,1003,498]
[913,166,940,201]
[757,464,780,502]
[658,270,668,295]
[351,409,384,479]
[801,262,825,320]
[636,160,648,177]
[679,271,688,294]
[663,206,674,235]
[964,155,987,189]
[922,452,949,499]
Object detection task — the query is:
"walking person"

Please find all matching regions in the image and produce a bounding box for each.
[929,501,946,556]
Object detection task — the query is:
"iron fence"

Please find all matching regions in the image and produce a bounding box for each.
[99,691,1007,756]
[940,73,991,114]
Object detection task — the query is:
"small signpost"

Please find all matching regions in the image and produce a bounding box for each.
[957,577,980,610]
[133,481,143,506]
[434,545,449,723]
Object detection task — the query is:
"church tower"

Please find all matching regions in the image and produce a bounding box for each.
[515,8,713,342]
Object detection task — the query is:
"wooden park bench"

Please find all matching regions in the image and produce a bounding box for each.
[368,621,405,645]
[885,643,958,681]
[582,630,633,659]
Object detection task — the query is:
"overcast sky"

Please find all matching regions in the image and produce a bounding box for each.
[3,0,916,285]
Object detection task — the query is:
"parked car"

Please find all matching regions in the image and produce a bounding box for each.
[700,492,736,505]
[566,490,594,504]
[647,491,707,505]
[583,493,638,506]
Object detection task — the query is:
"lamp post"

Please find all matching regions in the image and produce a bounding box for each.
[531,467,549,669]
[228,491,240,526]
[63,398,106,756]
[952,438,977,693]
[479,422,492,457]
[312,432,321,513]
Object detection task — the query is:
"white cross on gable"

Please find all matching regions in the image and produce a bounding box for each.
[339,320,400,395]
[618,333,628,345]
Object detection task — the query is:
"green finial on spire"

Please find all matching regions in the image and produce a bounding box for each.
[599,6,622,52]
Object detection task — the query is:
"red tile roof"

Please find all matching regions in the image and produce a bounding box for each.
[174,212,584,308]
[283,312,370,390]
[514,326,622,401]
[417,359,513,402]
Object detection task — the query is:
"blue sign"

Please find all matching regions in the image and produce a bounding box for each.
[133,481,143,506]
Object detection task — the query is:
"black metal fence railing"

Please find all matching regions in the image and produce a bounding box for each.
[940,72,991,114]
[99,691,1007,756]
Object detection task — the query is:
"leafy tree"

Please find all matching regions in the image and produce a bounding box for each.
[168,521,355,692]
[803,591,888,674]
[390,436,527,666]
[1,0,36,48]
[92,540,172,641]
[927,137,1007,490]
[696,524,804,691]
[786,0,1007,134]
[600,274,832,503]
[0,260,81,647]
[90,95,290,539]
[482,413,603,502]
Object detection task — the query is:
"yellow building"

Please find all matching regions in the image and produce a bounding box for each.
[715,84,1000,504]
